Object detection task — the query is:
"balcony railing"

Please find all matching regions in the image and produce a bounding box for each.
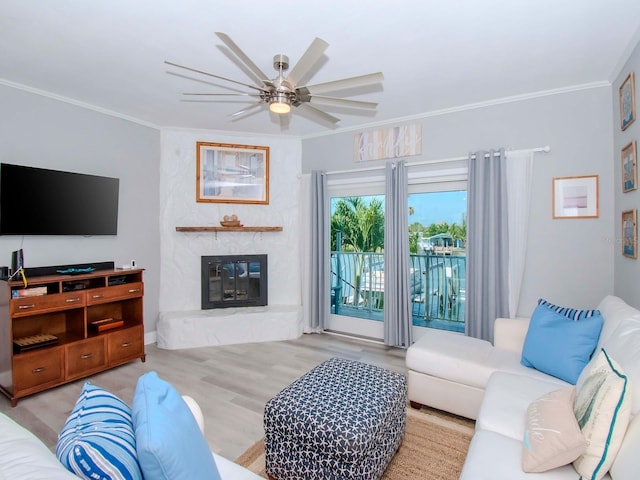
[330,251,466,332]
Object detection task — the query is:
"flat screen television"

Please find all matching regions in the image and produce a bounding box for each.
[0,163,119,235]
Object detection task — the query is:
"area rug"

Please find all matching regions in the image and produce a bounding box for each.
[235,406,475,480]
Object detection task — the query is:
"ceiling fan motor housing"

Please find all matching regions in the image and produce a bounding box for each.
[273,54,289,72]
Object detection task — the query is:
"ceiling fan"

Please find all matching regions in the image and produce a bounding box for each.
[165,32,384,125]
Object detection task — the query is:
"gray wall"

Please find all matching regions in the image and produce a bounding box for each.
[0,85,161,335]
[613,37,640,309]
[302,86,615,316]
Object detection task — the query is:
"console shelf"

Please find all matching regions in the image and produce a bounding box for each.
[0,268,146,406]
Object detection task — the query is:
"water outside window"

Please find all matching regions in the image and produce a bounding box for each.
[330,191,467,332]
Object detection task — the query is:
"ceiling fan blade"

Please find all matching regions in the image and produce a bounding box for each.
[284,37,329,88]
[309,96,378,109]
[215,32,269,83]
[165,61,266,92]
[305,72,384,95]
[299,103,340,124]
[230,102,266,118]
[183,93,261,97]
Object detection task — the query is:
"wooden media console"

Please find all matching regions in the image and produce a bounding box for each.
[0,267,145,406]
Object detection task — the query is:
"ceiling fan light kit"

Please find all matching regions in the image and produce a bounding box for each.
[165,32,383,126]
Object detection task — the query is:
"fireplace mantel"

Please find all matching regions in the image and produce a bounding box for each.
[175,226,283,232]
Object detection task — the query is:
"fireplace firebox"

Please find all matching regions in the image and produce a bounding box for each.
[201,255,267,309]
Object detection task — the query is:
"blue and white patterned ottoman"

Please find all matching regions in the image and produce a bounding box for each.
[264,357,407,480]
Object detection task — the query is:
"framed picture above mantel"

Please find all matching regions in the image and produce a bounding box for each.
[196,142,269,204]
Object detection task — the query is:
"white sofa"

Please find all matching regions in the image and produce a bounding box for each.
[406,295,640,479]
[0,395,262,480]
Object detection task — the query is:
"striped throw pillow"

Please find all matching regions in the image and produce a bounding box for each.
[538,298,600,321]
[56,382,143,480]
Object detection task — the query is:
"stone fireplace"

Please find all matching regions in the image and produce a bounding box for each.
[201,254,268,309]
[157,253,301,350]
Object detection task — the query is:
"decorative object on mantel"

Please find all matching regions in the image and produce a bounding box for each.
[220,214,242,227]
[619,72,636,131]
[196,142,269,205]
[354,124,422,162]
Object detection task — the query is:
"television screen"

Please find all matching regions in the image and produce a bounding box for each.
[0,163,119,235]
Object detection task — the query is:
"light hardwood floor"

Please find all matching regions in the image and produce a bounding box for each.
[0,333,407,461]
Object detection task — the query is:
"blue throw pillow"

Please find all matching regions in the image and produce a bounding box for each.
[56,382,143,480]
[538,298,600,321]
[132,371,221,480]
[521,305,603,384]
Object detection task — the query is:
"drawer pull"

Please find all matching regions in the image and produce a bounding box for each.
[32,367,46,374]
[80,353,93,360]
[18,304,36,310]
[121,342,131,348]
[128,288,140,293]
[66,297,81,303]
[92,294,104,299]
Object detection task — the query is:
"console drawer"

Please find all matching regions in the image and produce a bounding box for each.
[66,337,107,380]
[11,291,85,317]
[86,282,144,305]
[14,348,64,392]
[108,326,144,365]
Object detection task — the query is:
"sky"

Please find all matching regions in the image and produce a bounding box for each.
[331,190,467,227]
[409,190,467,226]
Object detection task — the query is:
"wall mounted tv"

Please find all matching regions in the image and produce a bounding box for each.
[0,163,119,236]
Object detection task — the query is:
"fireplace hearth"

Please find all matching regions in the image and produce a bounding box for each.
[201,255,267,309]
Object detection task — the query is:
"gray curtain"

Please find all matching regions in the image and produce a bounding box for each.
[310,170,329,330]
[465,148,510,342]
[384,160,413,347]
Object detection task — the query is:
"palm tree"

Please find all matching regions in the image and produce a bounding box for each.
[331,197,385,305]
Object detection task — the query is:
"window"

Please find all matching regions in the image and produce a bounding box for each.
[327,162,467,338]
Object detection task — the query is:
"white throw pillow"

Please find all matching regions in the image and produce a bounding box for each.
[522,387,586,473]
[573,349,631,480]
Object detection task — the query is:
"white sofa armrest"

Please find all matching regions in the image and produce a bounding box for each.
[493,317,530,354]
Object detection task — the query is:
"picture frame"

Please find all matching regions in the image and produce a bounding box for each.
[622,140,637,193]
[196,142,269,204]
[620,72,636,131]
[622,209,637,259]
[552,175,599,219]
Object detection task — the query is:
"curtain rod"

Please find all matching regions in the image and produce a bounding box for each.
[324,145,551,176]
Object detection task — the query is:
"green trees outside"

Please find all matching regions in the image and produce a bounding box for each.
[330,197,385,252]
[331,197,467,254]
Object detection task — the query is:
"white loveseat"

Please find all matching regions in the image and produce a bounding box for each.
[406,295,640,479]
[0,396,262,480]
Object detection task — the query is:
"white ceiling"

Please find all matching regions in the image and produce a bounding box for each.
[3,0,640,138]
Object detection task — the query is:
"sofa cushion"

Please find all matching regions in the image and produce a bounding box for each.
[596,295,638,349]
[0,413,79,480]
[407,329,567,391]
[599,314,640,416]
[406,329,493,388]
[538,298,600,321]
[573,349,631,480]
[132,371,221,480]
[521,305,603,384]
[609,410,640,479]
[56,382,143,480]
[522,387,586,473]
[476,372,566,441]
[460,430,593,480]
